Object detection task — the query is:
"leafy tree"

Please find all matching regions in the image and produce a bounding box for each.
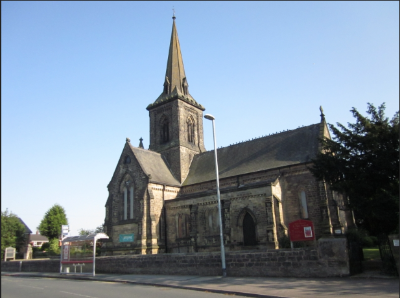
[40,242,50,251]
[38,204,68,240]
[310,103,399,236]
[78,228,93,236]
[48,238,60,255]
[78,224,104,236]
[95,224,104,233]
[1,209,26,259]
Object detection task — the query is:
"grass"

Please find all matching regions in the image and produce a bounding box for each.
[363,248,380,260]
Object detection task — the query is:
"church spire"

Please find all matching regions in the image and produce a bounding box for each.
[164,13,187,96]
[147,16,204,111]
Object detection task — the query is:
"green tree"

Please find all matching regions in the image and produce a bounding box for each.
[310,103,399,236]
[78,228,93,236]
[38,204,68,240]
[78,224,104,236]
[48,238,60,255]
[1,209,26,259]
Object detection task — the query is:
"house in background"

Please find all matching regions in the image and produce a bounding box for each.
[29,231,49,248]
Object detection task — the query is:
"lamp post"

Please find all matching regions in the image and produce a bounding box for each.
[204,114,227,277]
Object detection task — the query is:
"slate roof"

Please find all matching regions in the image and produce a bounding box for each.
[29,234,49,242]
[183,123,321,186]
[18,217,32,234]
[128,144,180,187]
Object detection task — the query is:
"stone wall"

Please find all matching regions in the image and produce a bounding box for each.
[1,259,59,273]
[2,238,349,278]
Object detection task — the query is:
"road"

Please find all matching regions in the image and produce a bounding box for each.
[1,276,231,298]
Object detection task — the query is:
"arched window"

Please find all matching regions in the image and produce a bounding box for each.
[187,117,195,144]
[299,191,309,219]
[123,184,135,220]
[124,155,131,164]
[177,214,190,238]
[161,119,169,143]
[123,187,128,220]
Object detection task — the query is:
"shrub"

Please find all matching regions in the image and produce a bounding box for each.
[345,228,377,248]
[41,242,50,251]
[278,235,291,248]
[48,238,60,255]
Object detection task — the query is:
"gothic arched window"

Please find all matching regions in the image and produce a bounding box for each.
[123,184,135,220]
[187,117,195,144]
[299,191,309,219]
[177,214,190,238]
[161,119,169,143]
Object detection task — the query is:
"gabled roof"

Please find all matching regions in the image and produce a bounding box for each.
[29,234,49,242]
[183,123,321,186]
[18,217,32,234]
[128,143,181,187]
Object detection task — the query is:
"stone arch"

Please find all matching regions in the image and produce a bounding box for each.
[236,208,257,246]
[236,207,257,227]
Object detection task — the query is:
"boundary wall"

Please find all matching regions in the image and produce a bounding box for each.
[1,238,349,278]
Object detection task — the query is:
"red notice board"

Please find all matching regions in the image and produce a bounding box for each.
[288,219,315,242]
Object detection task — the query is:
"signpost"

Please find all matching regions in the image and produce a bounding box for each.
[288,219,315,249]
[4,247,16,261]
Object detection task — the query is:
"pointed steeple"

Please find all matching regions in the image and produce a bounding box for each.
[147,15,204,111]
[318,106,332,152]
[164,15,186,95]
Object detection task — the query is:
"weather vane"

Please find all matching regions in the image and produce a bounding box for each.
[172,7,176,19]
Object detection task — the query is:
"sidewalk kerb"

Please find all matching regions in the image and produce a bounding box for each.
[1,272,290,298]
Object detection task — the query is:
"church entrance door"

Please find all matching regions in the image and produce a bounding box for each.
[243,212,257,246]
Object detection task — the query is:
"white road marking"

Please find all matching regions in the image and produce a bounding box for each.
[18,285,45,289]
[59,291,98,298]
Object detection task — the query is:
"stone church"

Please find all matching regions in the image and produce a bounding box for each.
[102,16,353,255]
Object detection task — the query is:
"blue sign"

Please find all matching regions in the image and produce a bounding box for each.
[119,234,134,242]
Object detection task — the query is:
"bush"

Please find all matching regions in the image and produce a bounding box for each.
[345,228,377,248]
[48,238,60,255]
[278,235,291,248]
[40,242,50,251]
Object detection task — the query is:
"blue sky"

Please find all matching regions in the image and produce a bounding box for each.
[2,1,398,237]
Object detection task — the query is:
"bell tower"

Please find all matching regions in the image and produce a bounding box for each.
[147,15,206,183]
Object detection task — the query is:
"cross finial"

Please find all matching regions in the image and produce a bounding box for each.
[139,137,144,149]
[320,106,325,121]
[172,7,176,20]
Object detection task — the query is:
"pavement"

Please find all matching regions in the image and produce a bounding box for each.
[1,270,399,298]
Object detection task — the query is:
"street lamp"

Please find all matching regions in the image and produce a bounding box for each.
[204,114,227,277]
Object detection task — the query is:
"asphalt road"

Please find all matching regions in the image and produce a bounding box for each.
[1,276,231,298]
